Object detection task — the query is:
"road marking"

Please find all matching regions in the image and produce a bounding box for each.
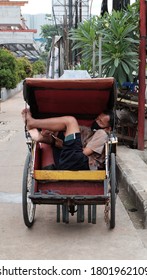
[0,192,21,203]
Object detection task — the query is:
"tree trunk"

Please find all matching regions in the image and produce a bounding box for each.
[113,0,121,10]
[101,0,108,16]
[113,0,130,10]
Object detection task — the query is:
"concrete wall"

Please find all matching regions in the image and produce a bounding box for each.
[0,6,21,25]
[0,31,35,44]
[0,81,23,101]
[0,75,45,101]
[23,14,50,39]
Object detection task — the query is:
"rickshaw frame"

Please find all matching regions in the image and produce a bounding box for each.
[22,77,118,229]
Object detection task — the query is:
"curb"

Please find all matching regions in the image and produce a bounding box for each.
[116,146,147,228]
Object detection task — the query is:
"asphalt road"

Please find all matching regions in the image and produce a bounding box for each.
[0,92,147,260]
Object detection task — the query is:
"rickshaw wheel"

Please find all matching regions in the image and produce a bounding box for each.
[22,152,36,228]
[109,153,116,229]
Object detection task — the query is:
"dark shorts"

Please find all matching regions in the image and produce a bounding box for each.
[56,133,89,171]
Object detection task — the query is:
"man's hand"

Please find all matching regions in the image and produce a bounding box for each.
[83,147,93,156]
[51,134,63,149]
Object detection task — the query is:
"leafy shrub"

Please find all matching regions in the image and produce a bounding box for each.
[69,1,139,86]
[16,57,33,81]
[32,60,46,75]
[0,49,18,89]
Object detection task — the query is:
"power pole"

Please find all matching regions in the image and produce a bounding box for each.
[79,0,82,22]
[74,0,78,64]
[75,0,78,29]
[69,0,73,66]
[69,0,73,29]
[63,0,69,69]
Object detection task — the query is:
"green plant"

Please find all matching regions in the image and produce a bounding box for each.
[16,57,33,81]
[32,60,46,75]
[101,6,139,86]
[40,24,62,52]
[69,1,139,86]
[69,17,100,74]
[0,48,18,89]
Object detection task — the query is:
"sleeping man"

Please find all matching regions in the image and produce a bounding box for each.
[22,109,114,170]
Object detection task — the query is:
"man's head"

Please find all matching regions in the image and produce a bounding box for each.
[92,110,114,132]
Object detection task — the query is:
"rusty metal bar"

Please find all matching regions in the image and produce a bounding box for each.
[92,205,96,224]
[138,0,147,150]
[57,204,60,223]
[88,205,91,223]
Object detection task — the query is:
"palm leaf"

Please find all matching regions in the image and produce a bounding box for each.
[121,61,130,75]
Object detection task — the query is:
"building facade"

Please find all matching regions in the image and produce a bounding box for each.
[0,0,40,60]
[22,13,52,39]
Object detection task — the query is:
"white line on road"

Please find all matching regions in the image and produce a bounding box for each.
[0,192,22,203]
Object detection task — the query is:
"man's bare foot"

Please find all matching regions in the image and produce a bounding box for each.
[28,129,42,142]
[21,108,34,130]
[29,128,54,144]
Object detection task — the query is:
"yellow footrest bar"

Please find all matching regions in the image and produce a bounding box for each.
[34,170,106,181]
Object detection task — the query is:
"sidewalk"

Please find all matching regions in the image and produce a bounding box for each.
[117,146,147,228]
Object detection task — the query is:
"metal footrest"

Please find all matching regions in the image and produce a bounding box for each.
[56,204,98,224]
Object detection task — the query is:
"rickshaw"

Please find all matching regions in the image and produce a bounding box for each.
[22,77,118,229]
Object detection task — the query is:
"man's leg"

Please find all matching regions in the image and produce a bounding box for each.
[22,108,80,136]
[22,109,89,170]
